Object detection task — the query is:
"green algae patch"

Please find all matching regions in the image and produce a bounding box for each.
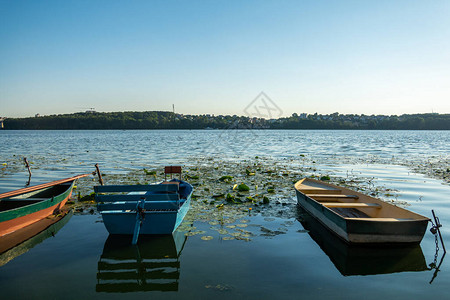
[79,192,95,202]
[237,183,250,192]
[143,169,157,176]
[219,175,234,182]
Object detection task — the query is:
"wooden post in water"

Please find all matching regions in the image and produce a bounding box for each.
[23,157,32,186]
[95,163,104,186]
[23,157,32,177]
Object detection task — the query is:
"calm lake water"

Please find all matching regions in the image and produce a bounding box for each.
[0,130,449,299]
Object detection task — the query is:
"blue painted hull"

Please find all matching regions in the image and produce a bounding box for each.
[102,197,191,235]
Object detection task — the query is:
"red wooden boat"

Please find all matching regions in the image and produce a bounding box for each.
[0,174,90,237]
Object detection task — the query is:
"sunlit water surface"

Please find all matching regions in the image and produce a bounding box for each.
[0,130,449,299]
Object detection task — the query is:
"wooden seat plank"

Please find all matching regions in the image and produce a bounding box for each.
[98,200,180,212]
[96,193,179,203]
[307,194,359,199]
[322,202,381,208]
[94,184,178,193]
[299,189,341,195]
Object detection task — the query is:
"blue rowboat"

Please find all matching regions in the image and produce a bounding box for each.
[95,179,193,244]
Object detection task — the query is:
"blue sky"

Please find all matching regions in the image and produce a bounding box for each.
[1,0,449,117]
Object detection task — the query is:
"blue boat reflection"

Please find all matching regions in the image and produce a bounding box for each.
[96,231,187,293]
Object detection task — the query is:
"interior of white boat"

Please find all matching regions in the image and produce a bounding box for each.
[296,179,421,220]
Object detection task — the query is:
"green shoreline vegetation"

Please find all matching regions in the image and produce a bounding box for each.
[2,111,450,130]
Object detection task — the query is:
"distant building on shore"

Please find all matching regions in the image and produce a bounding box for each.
[0,117,5,129]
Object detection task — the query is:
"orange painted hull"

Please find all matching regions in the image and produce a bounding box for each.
[0,177,81,238]
[0,193,71,237]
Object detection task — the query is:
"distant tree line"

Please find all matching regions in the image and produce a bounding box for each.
[3,111,450,130]
[273,113,450,130]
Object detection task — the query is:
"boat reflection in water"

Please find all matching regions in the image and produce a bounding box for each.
[0,209,73,267]
[96,231,187,293]
[298,208,429,276]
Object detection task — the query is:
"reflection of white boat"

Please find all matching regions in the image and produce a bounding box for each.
[298,208,429,276]
[0,209,73,267]
[295,178,429,244]
[96,230,187,293]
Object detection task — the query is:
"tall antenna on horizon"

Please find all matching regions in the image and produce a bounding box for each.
[172,104,175,114]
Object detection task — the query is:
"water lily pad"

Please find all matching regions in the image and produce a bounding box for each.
[201,236,213,241]
[219,175,233,182]
[237,183,250,191]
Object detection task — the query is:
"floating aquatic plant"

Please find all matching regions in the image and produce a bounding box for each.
[237,183,250,191]
[245,169,255,176]
[219,175,233,182]
[143,168,156,176]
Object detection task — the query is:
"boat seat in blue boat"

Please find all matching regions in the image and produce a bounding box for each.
[95,193,179,203]
[94,184,179,194]
[97,199,181,212]
[168,179,193,200]
[95,182,184,213]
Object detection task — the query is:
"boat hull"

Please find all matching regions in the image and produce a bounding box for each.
[102,197,191,235]
[296,185,429,244]
[0,182,74,237]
